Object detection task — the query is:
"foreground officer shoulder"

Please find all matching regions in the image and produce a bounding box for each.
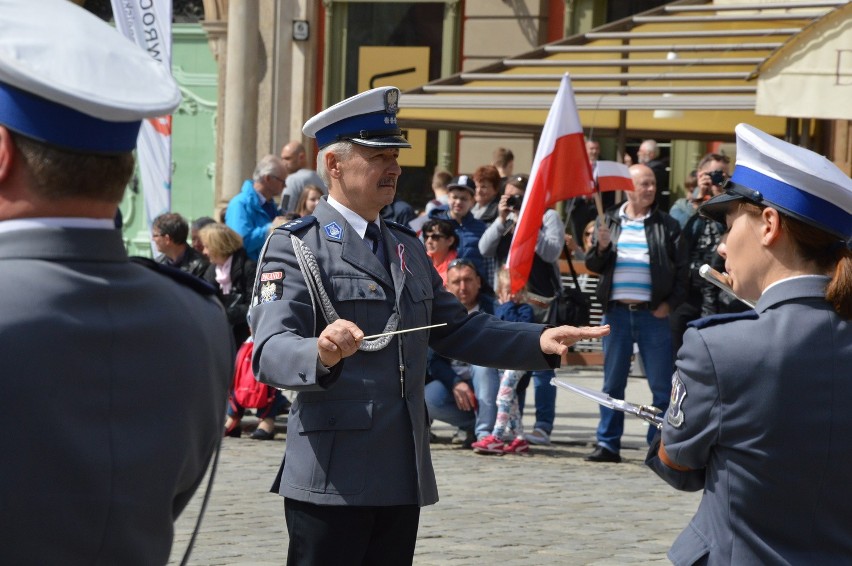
[130,257,218,296]
[687,310,758,330]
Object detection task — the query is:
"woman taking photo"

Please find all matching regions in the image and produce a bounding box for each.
[647,123,852,565]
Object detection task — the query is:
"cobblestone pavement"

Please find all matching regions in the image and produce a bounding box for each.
[169,366,700,565]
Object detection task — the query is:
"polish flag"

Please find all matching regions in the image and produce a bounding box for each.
[595,160,634,193]
[507,74,594,293]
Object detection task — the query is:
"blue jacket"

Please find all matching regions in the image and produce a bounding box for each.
[225,180,275,261]
[494,301,534,324]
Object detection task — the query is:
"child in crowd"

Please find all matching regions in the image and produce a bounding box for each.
[471,269,535,455]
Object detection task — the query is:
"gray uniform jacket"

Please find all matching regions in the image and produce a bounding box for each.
[646,276,852,565]
[251,199,559,507]
[0,227,233,565]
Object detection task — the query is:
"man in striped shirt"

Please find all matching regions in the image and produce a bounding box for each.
[584,164,688,463]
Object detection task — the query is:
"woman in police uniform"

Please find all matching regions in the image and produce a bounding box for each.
[646,123,852,565]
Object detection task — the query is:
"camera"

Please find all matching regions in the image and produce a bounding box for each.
[505,195,522,210]
[709,169,728,188]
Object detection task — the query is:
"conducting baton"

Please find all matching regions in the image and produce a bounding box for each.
[361,323,447,341]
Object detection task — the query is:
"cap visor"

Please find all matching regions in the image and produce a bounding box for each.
[348,135,411,149]
[699,193,743,224]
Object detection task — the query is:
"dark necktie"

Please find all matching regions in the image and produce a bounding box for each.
[365,222,389,272]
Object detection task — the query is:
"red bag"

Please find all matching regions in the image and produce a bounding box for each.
[230,339,272,409]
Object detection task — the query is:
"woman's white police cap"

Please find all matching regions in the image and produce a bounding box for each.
[700,123,852,242]
[303,86,411,150]
[0,0,181,154]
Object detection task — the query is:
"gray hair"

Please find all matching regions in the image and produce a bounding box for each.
[252,154,282,182]
[639,139,659,159]
[316,142,354,187]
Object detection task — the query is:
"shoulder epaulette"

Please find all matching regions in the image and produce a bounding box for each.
[688,310,759,330]
[385,220,416,237]
[130,256,218,296]
[276,215,317,233]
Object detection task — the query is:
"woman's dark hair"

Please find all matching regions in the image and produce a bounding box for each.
[421,218,458,250]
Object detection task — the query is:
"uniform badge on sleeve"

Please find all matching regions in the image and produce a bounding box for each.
[258,270,284,303]
[260,281,279,303]
[667,371,687,428]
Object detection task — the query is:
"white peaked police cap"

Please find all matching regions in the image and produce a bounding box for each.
[701,123,852,242]
[0,0,181,154]
[303,86,411,150]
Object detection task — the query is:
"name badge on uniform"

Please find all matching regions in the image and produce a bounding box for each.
[324,221,343,240]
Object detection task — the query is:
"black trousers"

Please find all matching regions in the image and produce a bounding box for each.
[284,498,420,566]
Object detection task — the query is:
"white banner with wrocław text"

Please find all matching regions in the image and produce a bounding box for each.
[110,0,174,240]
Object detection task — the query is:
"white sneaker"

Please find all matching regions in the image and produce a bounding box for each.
[525,427,551,445]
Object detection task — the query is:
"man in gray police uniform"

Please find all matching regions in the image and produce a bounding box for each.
[646,123,852,565]
[0,1,233,563]
[250,86,610,565]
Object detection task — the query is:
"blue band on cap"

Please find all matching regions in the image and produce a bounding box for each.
[315,111,399,148]
[732,165,851,239]
[0,82,141,153]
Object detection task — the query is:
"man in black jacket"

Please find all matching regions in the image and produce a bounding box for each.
[153,212,210,278]
[584,164,688,463]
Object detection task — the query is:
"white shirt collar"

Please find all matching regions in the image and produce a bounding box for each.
[0,217,115,234]
[326,196,380,239]
[762,274,830,295]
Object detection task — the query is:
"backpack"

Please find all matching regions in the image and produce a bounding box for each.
[230,339,272,409]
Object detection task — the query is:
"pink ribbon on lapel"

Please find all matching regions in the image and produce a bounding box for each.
[397,243,413,275]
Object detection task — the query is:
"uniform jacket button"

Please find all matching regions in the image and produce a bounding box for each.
[298,372,307,381]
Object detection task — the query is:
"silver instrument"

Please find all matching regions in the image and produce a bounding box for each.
[698,264,756,308]
[552,379,663,429]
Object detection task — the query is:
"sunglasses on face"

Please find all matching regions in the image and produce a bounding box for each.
[424,233,448,240]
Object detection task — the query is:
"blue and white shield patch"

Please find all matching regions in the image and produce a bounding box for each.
[667,371,687,428]
[324,221,343,240]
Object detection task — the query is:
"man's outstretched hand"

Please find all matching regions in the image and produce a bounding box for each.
[540,324,610,357]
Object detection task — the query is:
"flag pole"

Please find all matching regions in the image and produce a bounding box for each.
[593,176,604,218]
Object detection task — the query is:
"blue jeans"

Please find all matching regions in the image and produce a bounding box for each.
[517,369,557,435]
[424,365,500,439]
[471,365,500,439]
[597,304,673,453]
